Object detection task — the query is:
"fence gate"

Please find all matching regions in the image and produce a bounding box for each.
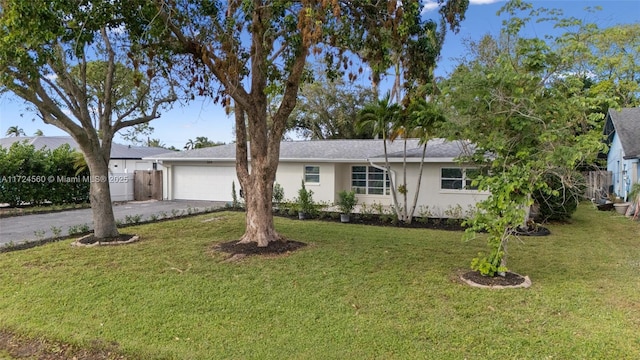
[134,170,163,201]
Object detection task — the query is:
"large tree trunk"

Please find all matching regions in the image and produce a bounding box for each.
[84,150,119,239]
[234,104,286,247]
[237,165,285,247]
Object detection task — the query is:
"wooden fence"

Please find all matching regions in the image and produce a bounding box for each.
[134,170,163,201]
[583,170,612,200]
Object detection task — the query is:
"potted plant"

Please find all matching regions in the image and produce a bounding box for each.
[297,180,314,219]
[337,190,357,223]
[613,195,631,215]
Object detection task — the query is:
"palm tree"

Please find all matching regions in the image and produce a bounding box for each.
[184,138,195,150]
[357,93,402,214]
[185,136,223,150]
[357,93,446,223]
[72,151,88,176]
[146,138,166,148]
[5,126,25,137]
[33,129,44,136]
[401,97,446,222]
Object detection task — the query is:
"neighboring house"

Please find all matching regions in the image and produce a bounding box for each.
[147,138,489,216]
[604,108,640,200]
[0,136,170,201]
[0,136,167,172]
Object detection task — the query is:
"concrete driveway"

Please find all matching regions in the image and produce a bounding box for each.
[0,200,227,246]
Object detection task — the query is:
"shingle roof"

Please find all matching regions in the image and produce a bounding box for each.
[372,138,475,161]
[0,136,170,159]
[606,108,640,159]
[146,138,469,162]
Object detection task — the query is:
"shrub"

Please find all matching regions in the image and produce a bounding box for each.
[272,182,284,206]
[337,190,357,215]
[296,180,315,217]
[533,171,585,222]
[0,142,89,206]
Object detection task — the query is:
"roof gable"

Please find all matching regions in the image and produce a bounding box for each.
[606,108,640,159]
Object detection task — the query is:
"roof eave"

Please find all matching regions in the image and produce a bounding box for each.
[148,157,375,163]
[144,157,236,162]
[368,157,459,163]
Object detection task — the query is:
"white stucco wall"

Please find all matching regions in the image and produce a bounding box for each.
[109,159,162,173]
[161,159,489,216]
[275,162,336,203]
[286,160,488,216]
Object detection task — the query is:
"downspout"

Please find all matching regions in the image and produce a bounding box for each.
[369,159,397,208]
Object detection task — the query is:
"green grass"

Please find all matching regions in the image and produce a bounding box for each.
[0,205,639,359]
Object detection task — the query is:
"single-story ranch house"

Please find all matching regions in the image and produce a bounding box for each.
[147,138,489,216]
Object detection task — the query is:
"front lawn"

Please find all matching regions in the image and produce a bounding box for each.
[0,205,638,359]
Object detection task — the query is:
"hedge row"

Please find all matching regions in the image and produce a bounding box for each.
[0,141,89,207]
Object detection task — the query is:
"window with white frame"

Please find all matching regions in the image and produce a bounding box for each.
[441,167,479,190]
[351,166,390,195]
[304,165,320,183]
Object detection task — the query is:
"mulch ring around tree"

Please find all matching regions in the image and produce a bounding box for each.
[460,270,531,289]
[511,225,551,236]
[213,240,307,262]
[70,234,140,247]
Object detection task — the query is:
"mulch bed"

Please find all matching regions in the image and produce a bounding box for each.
[511,225,551,236]
[215,240,307,257]
[274,211,467,231]
[460,270,530,289]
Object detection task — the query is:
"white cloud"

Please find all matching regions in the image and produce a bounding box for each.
[422,0,440,13]
[470,0,503,4]
[423,0,504,13]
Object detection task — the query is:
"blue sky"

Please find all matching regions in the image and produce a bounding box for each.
[1,0,639,149]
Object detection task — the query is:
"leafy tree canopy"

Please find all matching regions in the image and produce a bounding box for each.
[290,72,376,140]
[443,0,607,276]
[0,0,178,239]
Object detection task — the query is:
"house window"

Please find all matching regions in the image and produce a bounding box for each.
[304,165,320,183]
[351,166,390,195]
[441,168,479,190]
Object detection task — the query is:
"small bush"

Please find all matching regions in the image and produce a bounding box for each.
[50,226,62,238]
[296,180,315,217]
[533,171,585,222]
[272,182,284,206]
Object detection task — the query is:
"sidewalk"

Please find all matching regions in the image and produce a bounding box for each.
[0,200,226,246]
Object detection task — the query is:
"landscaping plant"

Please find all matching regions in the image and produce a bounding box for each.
[337,190,358,216]
[296,180,315,219]
[445,1,606,276]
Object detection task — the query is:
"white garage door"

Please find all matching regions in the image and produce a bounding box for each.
[173,165,238,201]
